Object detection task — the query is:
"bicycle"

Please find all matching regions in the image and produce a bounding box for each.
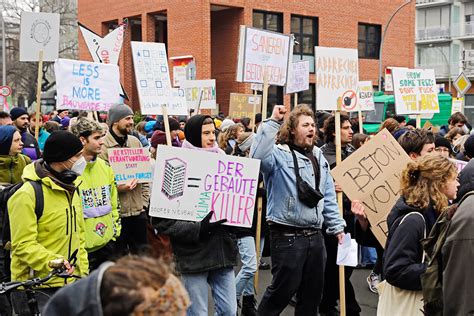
[0,250,80,316]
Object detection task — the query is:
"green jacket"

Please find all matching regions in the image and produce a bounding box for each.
[0,154,31,185]
[78,158,121,253]
[8,161,88,287]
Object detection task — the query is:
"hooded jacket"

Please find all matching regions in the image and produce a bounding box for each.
[43,262,113,316]
[20,131,41,161]
[99,132,150,217]
[0,154,30,185]
[78,158,121,253]
[383,197,437,291]
[7,161,89,287]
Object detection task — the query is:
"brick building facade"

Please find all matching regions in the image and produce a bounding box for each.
[78,0,415,115]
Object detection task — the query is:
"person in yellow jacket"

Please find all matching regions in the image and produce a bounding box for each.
[7,131,89,315]
[71,118,121,270]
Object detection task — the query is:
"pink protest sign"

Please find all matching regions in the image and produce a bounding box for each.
[149,146,261,228]
[108,148,153,184]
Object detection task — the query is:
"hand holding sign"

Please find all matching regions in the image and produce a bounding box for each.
[271,105,287,121]
[117,178,138,192]
[199,211,227,239]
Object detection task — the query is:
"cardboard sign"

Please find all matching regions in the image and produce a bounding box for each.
[236,26,292,86]
[286,61,310,94]
[331,129,411,246]
[357,81,375,111]
[315,46,359,111]
[20,12,60,62]
[149,146,261,228]
[392,68,440,115]
[54,59,121,111]
[180,80,216,110]
[108,148,153,184]
[228,93,262,118]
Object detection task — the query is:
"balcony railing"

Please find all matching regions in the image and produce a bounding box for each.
[416,27,451,41]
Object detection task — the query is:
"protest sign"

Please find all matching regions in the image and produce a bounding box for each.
[180,80,216,110]
[331,129,411,246]
[79,22,128,99]
[452,97,464,114]
[357,81,375,111]
[236,26,292,86]
[20,12,60,62]
[451,158,468,173]
[315,46,359,111]
[54,59,121,111]
[286,61,310,94]
[229,93,261,118]
[392,68,440,115]
[108,148,153,184]
[149,146,261,228]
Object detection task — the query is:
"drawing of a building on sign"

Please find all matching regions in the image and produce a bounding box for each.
[162,158,186,199]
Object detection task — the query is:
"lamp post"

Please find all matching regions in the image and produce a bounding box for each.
[378,0,413,92]
[1,12,5,86]
[429,43,452,93]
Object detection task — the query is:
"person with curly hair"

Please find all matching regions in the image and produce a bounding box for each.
[218,122,244,154]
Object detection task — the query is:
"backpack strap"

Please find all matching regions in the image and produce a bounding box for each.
[394,211,427,263]
[28,181,44,220]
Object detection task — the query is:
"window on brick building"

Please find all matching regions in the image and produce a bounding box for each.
[290,84,316,112]
[253,10,284,116]
[102,20,119,36]
[130,18,142,41]
[358,23,381,59]
[291,15,318,73]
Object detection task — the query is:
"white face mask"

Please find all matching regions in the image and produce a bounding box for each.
[70,156,87,175]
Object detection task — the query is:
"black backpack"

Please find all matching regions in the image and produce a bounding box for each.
[421,190,474,316]
[0,181,44,280]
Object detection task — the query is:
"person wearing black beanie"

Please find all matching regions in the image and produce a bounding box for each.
[434,135,453,158]
[7,130,89,315]
[152,114,238,316]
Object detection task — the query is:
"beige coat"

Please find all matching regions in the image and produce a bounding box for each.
[99,132,150,217]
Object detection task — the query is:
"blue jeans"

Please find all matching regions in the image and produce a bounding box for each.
[235,237,257,298]
[360,246,377,266]
[182,267,237,316]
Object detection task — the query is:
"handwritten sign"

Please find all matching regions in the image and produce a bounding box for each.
[392,68,440,115]
[286,61,310,94]
[54,59,121,111]
[149,146,261,228]
[229,93,261,118]
[236,26,292,86]
[331,129,411,246]
[108,148,152,184]
[180,80,216,110]
[20,12,60,62]
[315,46,359,111]
[452,97,464,114]
[357,81,375,111]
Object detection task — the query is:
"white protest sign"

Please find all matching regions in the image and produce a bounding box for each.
[452,97,464,114]
[150,146,261,228]
[286,60,310,94]
[79,22,125,65]
[180,80,216,110]
[54,59,121,111]
[392,68,440,115]
[131,42,182,114]
[20,12,60,62]
[315,46,359,111]
[357,81,375,111]
[236,26,292,86]
[108,148,153,184]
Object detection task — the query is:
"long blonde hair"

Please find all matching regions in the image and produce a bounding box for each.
[218,123,243,151]
[400,155,457,213]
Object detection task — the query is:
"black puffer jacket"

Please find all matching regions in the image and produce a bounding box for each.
[383,197,437,291]
[153,218,238,274]
[455,158,474,203]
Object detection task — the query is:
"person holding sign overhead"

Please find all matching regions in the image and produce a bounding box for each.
[99,104,150,255]
[251,105,345,315]
[152,115,238,316]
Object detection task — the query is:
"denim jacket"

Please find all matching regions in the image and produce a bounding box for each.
[250,119,346,235]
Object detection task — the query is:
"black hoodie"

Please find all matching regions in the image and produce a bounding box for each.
[383,197,437,291]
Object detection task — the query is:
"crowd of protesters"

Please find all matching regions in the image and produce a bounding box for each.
[0,103,473,316]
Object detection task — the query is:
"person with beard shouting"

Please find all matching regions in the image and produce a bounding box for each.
[9,107,41,160]
[99,104,150,255]
[251,104,345,315]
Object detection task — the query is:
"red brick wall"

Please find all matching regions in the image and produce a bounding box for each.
[78,0,415,113]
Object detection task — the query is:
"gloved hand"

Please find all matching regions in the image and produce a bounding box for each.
[199,211,227,239]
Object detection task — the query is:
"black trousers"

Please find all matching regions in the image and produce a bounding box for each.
[115,212,148,255]
[319,232,361,316]
[257,230,326,316]
[88,241,118,271]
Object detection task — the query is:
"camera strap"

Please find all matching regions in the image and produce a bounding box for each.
[290,148,320,189]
